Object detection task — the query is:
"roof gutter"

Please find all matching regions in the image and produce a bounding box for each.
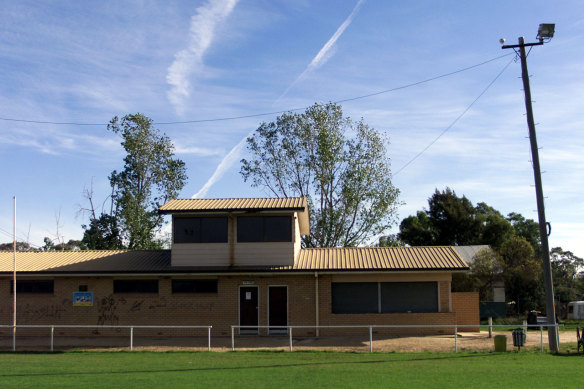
[0,269,468,277]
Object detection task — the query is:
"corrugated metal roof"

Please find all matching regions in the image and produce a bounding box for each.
[159,197,310,235]
[0,246,468,274]
[292,246,469,271]
[0,250,170,273]
[159,197,307,213]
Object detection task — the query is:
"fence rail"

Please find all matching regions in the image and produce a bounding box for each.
[0,325,212,352]
[1,323,566,353]
[231,324,564,353]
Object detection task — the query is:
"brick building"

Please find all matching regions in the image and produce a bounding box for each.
[0,197,477,337]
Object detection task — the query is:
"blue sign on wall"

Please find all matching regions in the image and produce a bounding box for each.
[73,292,93,306]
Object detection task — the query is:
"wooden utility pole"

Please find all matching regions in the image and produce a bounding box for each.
[502,31,558,352]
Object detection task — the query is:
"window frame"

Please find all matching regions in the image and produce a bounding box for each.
[173,216,228,244]
[237,215,292,243]
[331,281,439,314]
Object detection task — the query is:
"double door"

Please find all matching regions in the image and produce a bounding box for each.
[239,286,287,334]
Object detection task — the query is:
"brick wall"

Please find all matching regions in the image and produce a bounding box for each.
[0,275,317,337]
[1,273,462,337]
[451,292,480,332]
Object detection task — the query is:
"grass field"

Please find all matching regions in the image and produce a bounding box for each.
[1,351,584,388]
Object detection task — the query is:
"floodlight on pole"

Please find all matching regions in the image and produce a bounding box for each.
[537,23,555,41]
[501,24,558,352]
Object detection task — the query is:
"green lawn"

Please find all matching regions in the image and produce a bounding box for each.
[0,351,583,388]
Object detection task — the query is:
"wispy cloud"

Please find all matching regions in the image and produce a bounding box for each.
[174,144,225,157]
[192,1,366,198]
[277,0,366,101]
[192,130,252,198]
[166,0,238,114]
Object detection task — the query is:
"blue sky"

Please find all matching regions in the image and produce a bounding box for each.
[1,0,582,257]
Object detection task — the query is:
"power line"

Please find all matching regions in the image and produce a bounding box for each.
[0,53,513,127]
[393,57,515,176]
[0,227,42,248]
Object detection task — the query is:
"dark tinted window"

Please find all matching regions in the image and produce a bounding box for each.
[264,216,292,241]
[237,216,291,242]
[331,282,438,314]
[11,280,54,294]
[380,282,438,313]
[331,283,378,313]
[114,280,158,294]
[237,217,262,242]
[174,217,227,243]
[172,279,218,293]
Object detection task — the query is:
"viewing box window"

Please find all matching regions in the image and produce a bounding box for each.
[237,216,292,242]
[174,217,228,243]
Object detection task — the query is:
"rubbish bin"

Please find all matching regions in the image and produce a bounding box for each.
[494,335,507,352]
[512,329,526,350]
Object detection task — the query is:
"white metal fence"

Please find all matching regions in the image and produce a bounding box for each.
[0,325,212,352]
[230,324,563,353]
[0,323,568,353]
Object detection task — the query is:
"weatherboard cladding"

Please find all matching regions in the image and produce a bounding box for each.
[159,197,308,213]
[0,246,467,273]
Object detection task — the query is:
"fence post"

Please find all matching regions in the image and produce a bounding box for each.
[369,326,373,353]
[488,317,493,338]
[208,327,211,352]
[289,327,293,352]
[130,327,133,351]
[50,326,54,352]
[454,325,458,353]
[540,325,543,352]
[231,326,235,351]
[523,320,528,334]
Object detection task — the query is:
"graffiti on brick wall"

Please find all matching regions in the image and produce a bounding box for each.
[21,302,67,321]
[129,300,144,312]
[96,295,122,328]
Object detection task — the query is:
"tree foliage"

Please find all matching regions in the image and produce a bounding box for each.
[42,237,87,251]
[240,103,400,247]
[398,188,513,249]
[507,212,541,255]
[82,214,123,250]
[397,188,575,314]
[82,113,187,250]
[550,247,584,304]
[499,236,543,313]
[0,241,33,251]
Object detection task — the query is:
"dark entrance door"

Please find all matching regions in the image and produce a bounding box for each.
[268,286,288,334]
[239,286,258,334]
